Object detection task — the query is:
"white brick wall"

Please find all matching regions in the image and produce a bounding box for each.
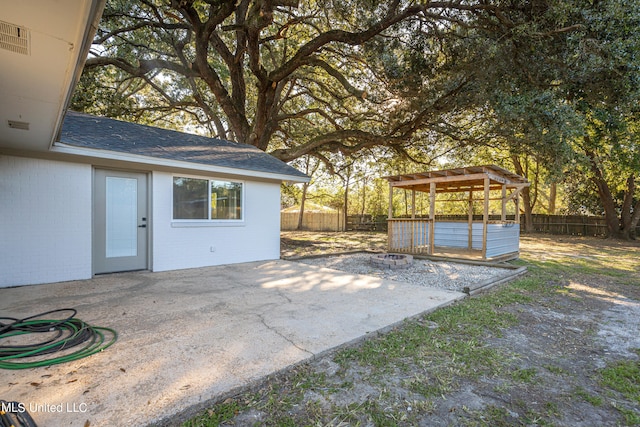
[151,172,281,271]
[0,158,283,286]
[0,155,92,287]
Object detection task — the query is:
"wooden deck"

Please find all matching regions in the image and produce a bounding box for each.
[422,246,519,262]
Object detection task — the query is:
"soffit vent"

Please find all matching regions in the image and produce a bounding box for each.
[8,120,30,131]
[0,20,30,56]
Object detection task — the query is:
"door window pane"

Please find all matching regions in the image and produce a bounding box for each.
[106,177,138,257]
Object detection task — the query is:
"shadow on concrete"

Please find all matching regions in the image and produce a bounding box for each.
[1,260,465,426]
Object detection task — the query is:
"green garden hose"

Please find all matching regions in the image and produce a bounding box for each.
[0,309,117,370]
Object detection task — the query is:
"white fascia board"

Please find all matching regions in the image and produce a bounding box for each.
[49,0,107,149]
[50,142,310,183]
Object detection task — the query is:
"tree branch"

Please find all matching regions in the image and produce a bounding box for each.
[84,56,199,78]
[270,2,424,82]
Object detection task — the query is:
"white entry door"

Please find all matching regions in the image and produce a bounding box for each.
[94,169,148,274]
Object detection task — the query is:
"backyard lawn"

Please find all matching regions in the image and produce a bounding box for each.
[186,232,640,427]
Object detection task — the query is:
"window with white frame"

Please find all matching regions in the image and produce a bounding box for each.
[173,176,243,221]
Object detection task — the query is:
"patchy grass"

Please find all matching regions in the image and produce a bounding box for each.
[575,386,605,406]
[520,235,640,278]
[599,349,640,425]
[601,351,640,404]
[281,231,387,258]
[183,400,244,427]
[184,233,640,427]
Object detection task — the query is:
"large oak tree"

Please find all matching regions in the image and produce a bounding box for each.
[539,0,640,239]
[73,0,513,163]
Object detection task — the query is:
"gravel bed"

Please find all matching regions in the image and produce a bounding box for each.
[294,252,516,292]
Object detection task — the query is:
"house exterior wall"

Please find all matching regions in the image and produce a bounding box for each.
[0,158,284,287]
[0,155,92,287]
[151,171,282,272]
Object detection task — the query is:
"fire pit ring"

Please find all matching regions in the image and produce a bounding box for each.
[370,253,414,269]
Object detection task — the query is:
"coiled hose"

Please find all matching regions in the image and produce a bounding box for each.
[0,400,38,427]
[0,309,117,370]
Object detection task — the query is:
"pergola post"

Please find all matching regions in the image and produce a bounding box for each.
[468,190,473,250]
[388,182,393,220]
[501,184,507,221]
[388,182,393,252]
[429,182,436,255]
[410,189,416,252]
[411,189,416,219]
[482,177,490,259]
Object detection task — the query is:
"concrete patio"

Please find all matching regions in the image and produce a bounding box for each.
[1,260,466,426]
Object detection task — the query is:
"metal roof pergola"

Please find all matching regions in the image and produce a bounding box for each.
[383,165,530,260]
[384,164,529,194]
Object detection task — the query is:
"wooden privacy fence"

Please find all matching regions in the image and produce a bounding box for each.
[348,214,638,237]
[283,212,638,237]
[522,214,612,236]
[281,211,345,231]
[347,214,388,231]
[345,214,512,233]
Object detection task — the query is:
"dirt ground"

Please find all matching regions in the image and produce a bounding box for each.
[193,233,640,426]
[485,235,640,425]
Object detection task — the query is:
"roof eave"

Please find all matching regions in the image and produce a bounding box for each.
[49,0,107,150]
[51,142,310,183]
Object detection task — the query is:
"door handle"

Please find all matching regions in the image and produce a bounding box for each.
[138,224,147,228]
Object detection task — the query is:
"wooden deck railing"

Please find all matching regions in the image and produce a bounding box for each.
[387,218,432,254]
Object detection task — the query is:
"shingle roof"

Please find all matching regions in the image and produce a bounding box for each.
[59,111,308,180]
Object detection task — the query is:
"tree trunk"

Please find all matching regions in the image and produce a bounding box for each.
[521,188,534,233]
[343,177,349,232]
[297,181,309,230]
[597,186,624,239]
[548,182,556,214]
[360,177,367,217]
[296,157,318,231]
[403,189,409,217]
[628,199,640,239]
[620,175,639,239]
[585,149,636,239]
[341,164,352,232]
[511,155,534,232]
